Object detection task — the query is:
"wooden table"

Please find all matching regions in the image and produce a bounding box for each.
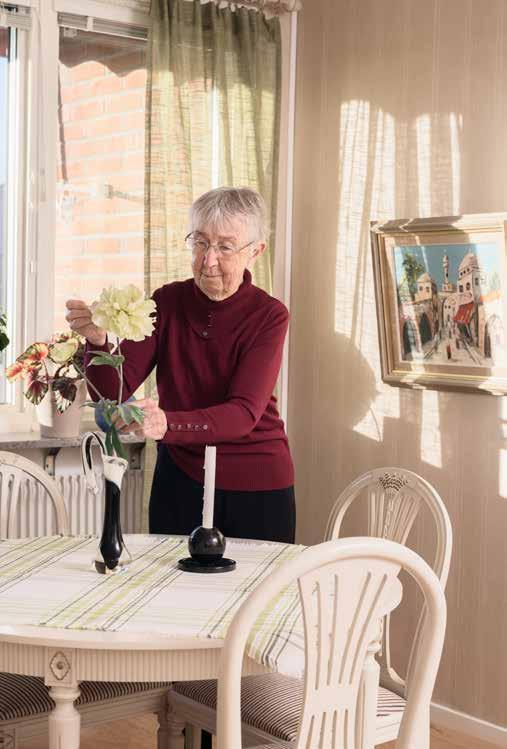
[0,534,305,748]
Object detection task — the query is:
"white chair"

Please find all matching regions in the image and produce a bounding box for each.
[324,467,452,744]
[0,450,171,749]
[172,467,452,748]
[0,450,69,538]
[177,537,447,749]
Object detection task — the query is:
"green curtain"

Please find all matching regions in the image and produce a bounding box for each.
[145,0,281,293]
[142,0,282,528]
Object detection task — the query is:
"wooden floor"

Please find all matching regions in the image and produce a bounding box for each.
[20,714,497,749]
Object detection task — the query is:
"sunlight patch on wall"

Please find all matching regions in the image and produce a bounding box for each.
[334,99,371,338]
[449,112,462,214]
[335,101,396,339]
[371,108,396,220]
[415,114,431,215]
[352,406,383,442]
[335,102,398,445]
[419,389,442,469]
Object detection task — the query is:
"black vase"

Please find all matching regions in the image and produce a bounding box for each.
[94,454,131,574]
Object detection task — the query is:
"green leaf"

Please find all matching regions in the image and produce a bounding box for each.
[127,405,144,425]
[117,404,144,426]
[0,330,9,353]
[105,428,114,457]
[110,426,127,460]
[88,352,124,368]
[117,404,129,424]
[101,398,118,410]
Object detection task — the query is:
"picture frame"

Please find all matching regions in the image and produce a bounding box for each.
[370,213,507,395]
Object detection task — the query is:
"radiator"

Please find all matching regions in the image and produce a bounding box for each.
[11,470,145,538]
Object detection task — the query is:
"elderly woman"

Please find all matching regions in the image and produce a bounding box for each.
[66,187,295,543]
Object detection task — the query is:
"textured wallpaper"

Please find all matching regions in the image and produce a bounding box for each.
[289,0,507,728]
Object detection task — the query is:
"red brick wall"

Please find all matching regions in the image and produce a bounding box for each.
[54,29,147,330]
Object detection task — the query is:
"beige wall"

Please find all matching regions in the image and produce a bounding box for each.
[289,0,507,726]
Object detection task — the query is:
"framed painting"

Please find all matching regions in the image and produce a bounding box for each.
[370,213,507,395]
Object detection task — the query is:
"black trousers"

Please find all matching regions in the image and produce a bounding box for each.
[149,445,296,543]
[149,446,295,749]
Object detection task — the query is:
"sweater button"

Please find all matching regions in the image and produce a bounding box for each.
[202,330,208,337]
[203,424,209,430]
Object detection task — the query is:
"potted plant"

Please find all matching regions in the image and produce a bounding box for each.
[6,331,88,437]
[0,312,9,353]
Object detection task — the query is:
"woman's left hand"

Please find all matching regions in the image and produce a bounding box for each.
[117,398,168,440]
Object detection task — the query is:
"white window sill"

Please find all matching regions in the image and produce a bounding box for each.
[0,431,145,450]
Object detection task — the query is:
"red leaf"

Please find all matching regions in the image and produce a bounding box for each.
[52,378,77,414]
[6,360,29,382]
[24,370,49,405]
[20,342,49,365]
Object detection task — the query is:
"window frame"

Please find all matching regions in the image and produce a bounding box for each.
[0,0,296,431]
[0,7,31,425]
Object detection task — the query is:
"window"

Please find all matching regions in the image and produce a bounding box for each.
[55,22,147,329]
[0,27,9,402]
[0,3,294,427]
[0,9,29,406]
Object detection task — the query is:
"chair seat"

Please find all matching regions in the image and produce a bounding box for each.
[173,674,406,743]
[0,673,169,722]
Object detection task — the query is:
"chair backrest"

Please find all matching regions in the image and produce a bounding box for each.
[0,451,69,538]
[324,467,452,697]
[217,537,446,749]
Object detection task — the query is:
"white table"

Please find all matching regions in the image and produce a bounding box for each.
[0,534,305,749]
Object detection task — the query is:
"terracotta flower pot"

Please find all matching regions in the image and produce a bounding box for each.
[36,379,87,438]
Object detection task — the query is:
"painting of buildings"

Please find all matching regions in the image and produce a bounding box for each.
[393,243,506,367]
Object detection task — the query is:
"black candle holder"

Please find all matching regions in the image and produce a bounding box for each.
[178,526,236,573]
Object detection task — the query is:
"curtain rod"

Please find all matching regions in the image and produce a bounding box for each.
[187,0,301,17]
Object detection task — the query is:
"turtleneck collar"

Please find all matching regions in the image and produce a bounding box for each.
[191,269,253,311]
[184,270,254,341]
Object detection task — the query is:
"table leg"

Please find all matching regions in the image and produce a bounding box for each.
[48,685,81,749]
[166,703,185,749]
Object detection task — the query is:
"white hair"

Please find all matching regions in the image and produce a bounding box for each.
[189,187,269,242]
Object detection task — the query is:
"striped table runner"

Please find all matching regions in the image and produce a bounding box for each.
[0,535,306,677]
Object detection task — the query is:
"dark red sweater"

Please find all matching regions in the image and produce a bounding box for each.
[85,271,294,491]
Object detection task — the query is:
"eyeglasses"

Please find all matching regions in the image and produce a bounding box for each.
[184,232,255,258]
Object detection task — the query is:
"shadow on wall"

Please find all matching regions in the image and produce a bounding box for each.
[332,333,379,430]
[291,0,507,724]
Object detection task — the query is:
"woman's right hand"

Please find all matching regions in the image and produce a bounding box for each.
[65,300,107,347]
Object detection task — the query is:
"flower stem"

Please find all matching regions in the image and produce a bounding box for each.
[72,359,105,401]
[116,336,123,406]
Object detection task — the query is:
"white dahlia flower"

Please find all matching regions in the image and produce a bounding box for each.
[91,285,156,342]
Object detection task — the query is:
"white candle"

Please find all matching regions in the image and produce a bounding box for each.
[202,445,216,528]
